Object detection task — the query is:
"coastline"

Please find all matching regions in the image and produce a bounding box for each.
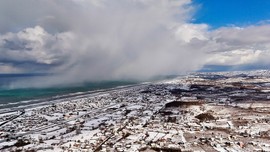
[0,83,148,115]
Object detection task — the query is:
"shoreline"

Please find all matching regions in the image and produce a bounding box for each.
[0,83,148,115]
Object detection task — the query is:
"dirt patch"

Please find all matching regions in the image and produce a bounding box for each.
[165,101,201,108]
[232,119,249,127]
[195,113,215,122]
[151,147,182,152]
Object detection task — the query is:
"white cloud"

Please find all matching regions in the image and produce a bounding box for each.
[175,23,208,42]
[0,26,73,68]
[206,49,264,65]
[206,25,270,67]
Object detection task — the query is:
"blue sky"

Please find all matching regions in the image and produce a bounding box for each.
[193,0,270,28]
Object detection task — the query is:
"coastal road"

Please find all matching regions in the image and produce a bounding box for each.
[0,111,25,127]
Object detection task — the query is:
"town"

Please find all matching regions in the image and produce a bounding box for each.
[0,70,270,152]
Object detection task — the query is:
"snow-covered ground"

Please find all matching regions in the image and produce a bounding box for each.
[1,70,270,151]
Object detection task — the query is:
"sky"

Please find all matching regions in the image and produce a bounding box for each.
[193,0,270,28]
[0,0,270,88]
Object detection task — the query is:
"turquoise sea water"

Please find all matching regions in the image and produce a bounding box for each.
[0,74,138,109]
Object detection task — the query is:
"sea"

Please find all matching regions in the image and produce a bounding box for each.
[0,74,139,110]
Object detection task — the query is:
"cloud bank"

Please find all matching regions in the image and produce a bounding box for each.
[0,0,270,88]
[206,25,270,67]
